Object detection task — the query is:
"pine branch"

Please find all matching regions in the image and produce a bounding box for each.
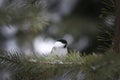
[0,55,20,64]
[0,50,119,80]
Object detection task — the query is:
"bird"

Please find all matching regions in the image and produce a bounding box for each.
[51,39,68,56]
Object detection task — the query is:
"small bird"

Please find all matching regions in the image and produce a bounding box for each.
[51,39,68,56]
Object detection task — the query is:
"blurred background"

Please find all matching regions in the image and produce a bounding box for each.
[0,0,114,55]
[0,0,115,80]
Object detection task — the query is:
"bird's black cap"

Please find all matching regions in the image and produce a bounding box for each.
[57,39,67,48]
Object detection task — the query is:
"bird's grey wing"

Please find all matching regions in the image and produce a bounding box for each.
[51,47,56,54]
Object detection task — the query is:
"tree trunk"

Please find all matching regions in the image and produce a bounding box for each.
[113,0,120,53]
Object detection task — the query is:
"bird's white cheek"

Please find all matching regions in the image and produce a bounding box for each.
[51,47,68,56]
[54,42,65,47]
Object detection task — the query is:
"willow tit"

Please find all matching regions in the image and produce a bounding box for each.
[51,39,68,56]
